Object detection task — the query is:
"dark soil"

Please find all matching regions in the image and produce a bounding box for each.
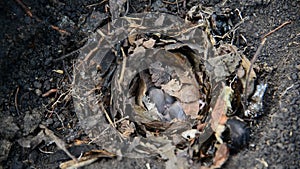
[0,0,299,168]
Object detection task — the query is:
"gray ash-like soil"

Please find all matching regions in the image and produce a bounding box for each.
[0,0,299,168]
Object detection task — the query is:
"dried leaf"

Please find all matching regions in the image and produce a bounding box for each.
[181,101,200,119]
[157,143,189,169]
[161,79,182,93]
[109,0,127,20]
[134,38,144,47]
[136,75,147,108]
[210,86,233,143]
[164,43,188,51]
[205,53,241,83]
[142,121,171,131]
[238,55,257,96]
[241,55,256,79]
[119,120,135,138]
[163,84,200,103]
[128,34,137,45]
[211,143,229,169]
[133,45,146,54]
[143,38,156,48]
[176,84,200,103]
[149,62,172,86]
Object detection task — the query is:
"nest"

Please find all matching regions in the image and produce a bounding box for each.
[73,12,261,168]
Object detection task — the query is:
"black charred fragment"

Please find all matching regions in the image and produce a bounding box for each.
[226,117,250,151]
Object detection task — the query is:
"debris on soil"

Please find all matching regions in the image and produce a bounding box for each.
[59,149,116,169]
[0,0,298,168]
[72,8,260,168]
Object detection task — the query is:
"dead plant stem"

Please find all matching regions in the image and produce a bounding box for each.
[244,20,292,104]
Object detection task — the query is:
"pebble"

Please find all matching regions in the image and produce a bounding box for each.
[0,139,12,163]
[44,57,53,66]
[22,109,41,136]
[35,89,42,96]
[33,81,42,89]
[43,80,51,91]
[288,144,295,152]
[291,73,298,80]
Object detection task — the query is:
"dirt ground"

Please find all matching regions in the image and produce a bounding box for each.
[0,0,299,168]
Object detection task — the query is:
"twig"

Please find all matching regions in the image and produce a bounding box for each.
[114,115,129,124]
[14,0,33,17]
[124,0,130,16]
[54,111,65,128]
[262,21,292,39]
[244,38,266,104]
[51,25,70,36]
[50,89,70,109]
[39,148,54,154]
[118,47,127,84]
[83,36,104,62]
[162,0,184,5]
[244,20,292,104]
[14,0,70,35]
[99,103,116,128]
[280,84,294,98]
[42,89,58,97]
[39,124,78,162]
[15,87,20,115]
[86,0,108,8]
[54,49,80,62]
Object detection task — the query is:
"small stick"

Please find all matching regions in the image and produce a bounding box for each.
[15,87,20,114]
[42,88,58,97]
[114,115,129,124]
[50,25,70,36]
[14,0,33,17]
[86,0,108,8]
[15,0,70,35]
[162,0,184,5]
[39,124,78,162]
[118,47,127,84]
[244,20,292,104]
[100,103,116,128]
[244,38,266,103]
[262,21,292,39]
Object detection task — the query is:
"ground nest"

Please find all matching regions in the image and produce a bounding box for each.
[72,10,265,168]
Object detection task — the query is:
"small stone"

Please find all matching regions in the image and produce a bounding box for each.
[291,73,298,80]
[35,89,42,96]
[44,57,53,66]
[23,109,41,136]
[43,80,51,91]
[288,144,295,152]
[0,116,20,139]
[45,118,54,125]
[0,139,12,162]
[33,81,42,89]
